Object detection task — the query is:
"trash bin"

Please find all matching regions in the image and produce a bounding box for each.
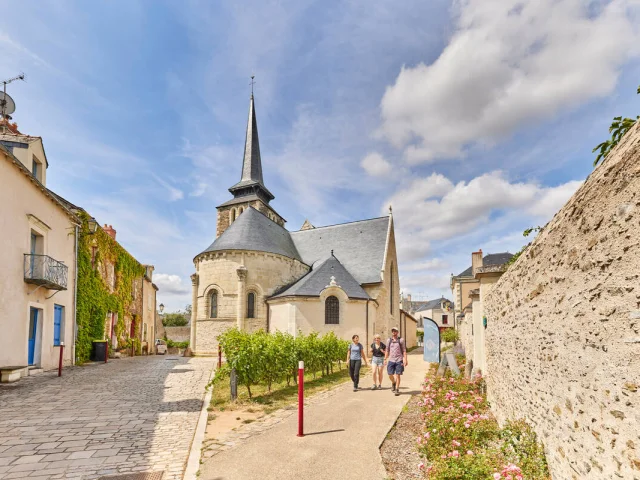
[91,340,108,361]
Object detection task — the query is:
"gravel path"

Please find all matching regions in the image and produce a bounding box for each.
[380,394,425,480]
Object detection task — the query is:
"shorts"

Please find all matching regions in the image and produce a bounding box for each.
[387,361,404,375]
[372,356,384,367]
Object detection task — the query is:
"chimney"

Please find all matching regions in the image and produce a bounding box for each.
[407,294,412,303]
[471,249,483,276]
[103,224,117,241]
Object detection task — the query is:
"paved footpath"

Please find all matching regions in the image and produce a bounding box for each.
[200,349,427,480]
[0,355,214,480]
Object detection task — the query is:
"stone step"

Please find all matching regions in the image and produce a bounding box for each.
[28,368,44,376]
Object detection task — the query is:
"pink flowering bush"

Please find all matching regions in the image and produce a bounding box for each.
[416,365,550,479]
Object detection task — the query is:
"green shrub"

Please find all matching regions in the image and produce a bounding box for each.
[162,313,189,326]
[214,329,349,397]
[441,329,459,343]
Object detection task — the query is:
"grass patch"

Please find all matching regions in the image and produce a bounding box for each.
[210,362,363,414]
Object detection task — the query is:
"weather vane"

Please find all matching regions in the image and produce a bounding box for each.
[250,75,256,96]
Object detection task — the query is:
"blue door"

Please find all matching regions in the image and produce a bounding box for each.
[28,308,38,365]
[54,305,63,346]
[423,317,440,363]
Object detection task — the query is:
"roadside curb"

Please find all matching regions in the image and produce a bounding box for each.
[184,363,215,480]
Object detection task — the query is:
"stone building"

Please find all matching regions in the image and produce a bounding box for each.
[190,95,402,354]
[413,297,454,332]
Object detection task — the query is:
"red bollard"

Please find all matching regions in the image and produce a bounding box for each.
[105,341,109,363]
[58,342,64,377]
[297,360,304,437]
[218,345,222,369]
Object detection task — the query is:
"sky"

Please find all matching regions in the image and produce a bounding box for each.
[2,0,639,310]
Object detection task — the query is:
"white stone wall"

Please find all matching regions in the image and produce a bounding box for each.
[483,122,640,479]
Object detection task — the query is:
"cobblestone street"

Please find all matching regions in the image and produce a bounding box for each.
[0,356,215,480]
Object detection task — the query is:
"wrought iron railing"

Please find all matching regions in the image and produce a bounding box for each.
[23,254,68,290]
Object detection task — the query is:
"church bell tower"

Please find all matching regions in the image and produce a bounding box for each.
[215,93,285,238]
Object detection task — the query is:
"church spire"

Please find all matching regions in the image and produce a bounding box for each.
[240,94,264,185]
[228,92,274,203]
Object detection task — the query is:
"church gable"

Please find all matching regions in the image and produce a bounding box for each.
[271,254,370,300]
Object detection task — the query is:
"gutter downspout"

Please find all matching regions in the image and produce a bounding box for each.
[365,299,369,348]
[266,300,270,333]
[73,225,79,365]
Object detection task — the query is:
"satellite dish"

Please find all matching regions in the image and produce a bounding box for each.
[0,92,16,116]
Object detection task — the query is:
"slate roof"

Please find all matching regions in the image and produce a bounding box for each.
[290,216,389,285]
[217,194,262,207]
[271,255,370,300]
[415,297,453,313]
[456,252,514,277]
[199,207,301,260]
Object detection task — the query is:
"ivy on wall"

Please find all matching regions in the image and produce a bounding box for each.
[75,212,146,363]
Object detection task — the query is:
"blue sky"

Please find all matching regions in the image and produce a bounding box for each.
[2,0,639,310]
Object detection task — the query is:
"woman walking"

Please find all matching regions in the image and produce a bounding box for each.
[346,334,368,391]
[369,334,386,390]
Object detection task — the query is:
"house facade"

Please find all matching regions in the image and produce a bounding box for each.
[414,297,454,332]
[190,94,402,354]
[0,122,79,377]
[455,250,512,374]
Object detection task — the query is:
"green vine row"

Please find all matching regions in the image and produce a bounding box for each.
[75,212,146,363]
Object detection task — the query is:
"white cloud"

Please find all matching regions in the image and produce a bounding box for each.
[387,171,581,263]
[402,258,450,272]
[154,273,191,296]
[151,174,184,201]
[361,152,392,177]
[379,0,640,163]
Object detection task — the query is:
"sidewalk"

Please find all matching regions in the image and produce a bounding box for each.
[199,349,427,480]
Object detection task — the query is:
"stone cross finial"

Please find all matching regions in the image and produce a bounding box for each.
[329,275,337,286]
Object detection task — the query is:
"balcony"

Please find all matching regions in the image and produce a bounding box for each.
[24,254,68,290]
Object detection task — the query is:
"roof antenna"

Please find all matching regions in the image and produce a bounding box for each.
[1,73,25,127]
[388,205,393,215]
[250,75,256,98]
[331,249,334,256]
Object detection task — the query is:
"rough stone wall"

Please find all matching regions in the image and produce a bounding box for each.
[164,326,190,343]
[197,319,235,355]
[483,122,640,480]
[216,201,285,238]
[216,208,231,238]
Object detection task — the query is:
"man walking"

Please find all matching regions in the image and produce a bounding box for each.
[385,327,407,396]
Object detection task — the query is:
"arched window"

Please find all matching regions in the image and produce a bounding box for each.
[247,292,255,318]
[325,296,339,324]
[230,209,236,223]
[390,263,394,314]
[210,291,218,318]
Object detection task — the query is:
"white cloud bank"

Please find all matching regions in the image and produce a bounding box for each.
[154,273,191,296]
[361,152,392,177]
[379,0,640,163]
[387,171,582,262]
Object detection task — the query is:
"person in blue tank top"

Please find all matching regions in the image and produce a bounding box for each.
[346,334,368,391]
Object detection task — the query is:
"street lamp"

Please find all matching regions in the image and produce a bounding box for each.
[159,303,164,313]
[87,217,99,234]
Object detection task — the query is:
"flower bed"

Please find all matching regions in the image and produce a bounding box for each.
[416,363,550,479]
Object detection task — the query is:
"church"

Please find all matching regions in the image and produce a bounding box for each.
[189,94,401,355]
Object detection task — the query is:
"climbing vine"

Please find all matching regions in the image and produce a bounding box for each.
[75,212,146,363]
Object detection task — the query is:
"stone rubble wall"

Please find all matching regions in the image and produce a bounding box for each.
[483,122,640,479]
[164,326,191,343]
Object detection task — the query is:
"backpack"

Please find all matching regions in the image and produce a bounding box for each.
[387,337,405,355]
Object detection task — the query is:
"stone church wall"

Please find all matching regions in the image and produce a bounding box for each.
[483,122,640,479]
[194,250,309,354]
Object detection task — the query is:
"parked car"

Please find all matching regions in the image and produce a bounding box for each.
[155,339,167,355]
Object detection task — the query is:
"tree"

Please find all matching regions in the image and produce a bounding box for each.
[162,312,188,327]
[593,84,639,167]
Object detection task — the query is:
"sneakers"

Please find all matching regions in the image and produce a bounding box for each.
[391,382,396,392]
[371,385,377,390]
[395,390,400,396]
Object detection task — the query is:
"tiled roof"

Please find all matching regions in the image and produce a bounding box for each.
[415,297,453,312]
[290,216,389,285]
[456,252,514,277]
[199,207,302,260]
[271,255,369,300]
